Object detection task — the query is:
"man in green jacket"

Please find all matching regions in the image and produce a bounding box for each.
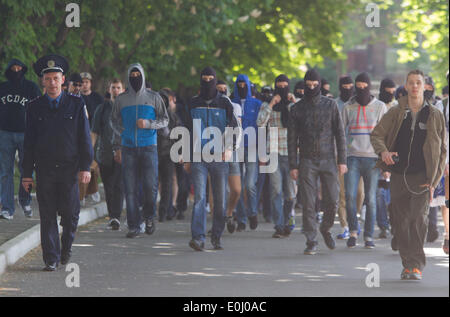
[371,69,447,281]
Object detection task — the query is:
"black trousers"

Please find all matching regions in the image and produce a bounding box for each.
[159,155,175,219]
[390,172,430,270]
[99,162,124,220]
[299,159,339,246]
[36,177,80,265]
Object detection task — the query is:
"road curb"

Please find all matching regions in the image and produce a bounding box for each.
[0,202,108,277]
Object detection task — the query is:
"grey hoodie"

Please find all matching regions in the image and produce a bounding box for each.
[111,63,169,149]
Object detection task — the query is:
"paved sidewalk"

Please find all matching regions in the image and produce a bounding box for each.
[0,195,101,247]
[0,211,448,297]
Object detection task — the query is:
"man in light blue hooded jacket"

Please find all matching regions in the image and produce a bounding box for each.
[112,63,169,238]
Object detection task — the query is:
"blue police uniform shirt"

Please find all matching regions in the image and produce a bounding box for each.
[45,93,63,109]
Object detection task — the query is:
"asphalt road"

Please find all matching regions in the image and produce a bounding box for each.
[0,213,448,297]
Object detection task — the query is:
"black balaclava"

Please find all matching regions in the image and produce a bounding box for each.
[339,75,354,102]
[273,74,290,128]
[200,67,217,101]
[294,80,305,98]
[5,64,25,85]
[273,74,290,103]
[321,79,330,96]
[379,78,396,104]
[355,72,372,106]
[424,76,436,103]
[303,69,322,100]
[237,80,248,99]
[129,67,143,93]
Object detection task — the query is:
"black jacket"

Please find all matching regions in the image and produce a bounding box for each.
[22,91,93,182]
[0,59,41,132]
[288,95,347,170]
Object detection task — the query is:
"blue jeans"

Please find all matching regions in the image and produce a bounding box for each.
[236,149,259,224]
[270,155,296,231]
[122,146,159,231]
[0,130,31,215]
[376,187,391,230]
[345,157,379,239]
[191,161,229,242]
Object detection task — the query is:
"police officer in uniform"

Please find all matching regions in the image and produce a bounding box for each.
[22,54,93,271]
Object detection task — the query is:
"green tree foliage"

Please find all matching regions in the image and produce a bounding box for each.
[0,0,358,97]
[395,0,449,89]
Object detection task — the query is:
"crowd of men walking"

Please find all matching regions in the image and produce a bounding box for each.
[0,54,448,281]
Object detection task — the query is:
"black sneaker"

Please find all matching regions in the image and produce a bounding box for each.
[282,226,292,237]
[347,236,357,248]
[226,216,236,234]
[272,230,284,238]
[43,263,58,272]
[145,220,155,235]
[365,240,375,249]
[236,222,246,232]
[304,244,318,255]
[211,237,223,250]
[176,211,185,220]
[126,229,140,239]
[321,231,336,250]
[249,215,258,230]
[60,250,72,265]
[110,218,120,231]
[189,239,205,251]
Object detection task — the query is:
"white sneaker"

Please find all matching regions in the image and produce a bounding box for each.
[91,192,101,203]
[80,198,86,207]
[0,210,13,220]
[140,222,146,233]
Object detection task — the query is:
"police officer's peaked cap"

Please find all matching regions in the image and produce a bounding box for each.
[33,54,69,77]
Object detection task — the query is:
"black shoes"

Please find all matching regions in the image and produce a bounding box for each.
[126,229,140,239]
[43,263,58,272]
[189,239,205,251]
[211,237,224,250]
[145,220,155,235]
[249,215,258,230]
[272,229,285,239]
[226,216,236,234]
[304,243,318,255]
[176,210,185,220]
[236,222,246,232]
[61,250,72,265]
[321,231,336,250]
[283,226,292,237]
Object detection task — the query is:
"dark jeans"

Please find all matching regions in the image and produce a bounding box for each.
[0,130,31,215]
[99,161,124,220]
[299,158,339,246]
[176,163,191,213]
[390,172,430,270]
[428,206,439,232]
[158,155,175,220]
[191,162,229,242]
[257,172,272,221]
[122,146,159,231]
[376,187,391,230]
